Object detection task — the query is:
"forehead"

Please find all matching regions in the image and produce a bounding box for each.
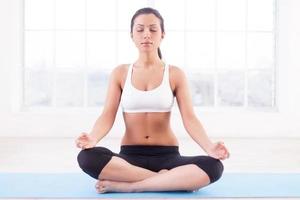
[133,14,161,26]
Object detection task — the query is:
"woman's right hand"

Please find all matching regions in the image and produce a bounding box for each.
[75,132,97,149]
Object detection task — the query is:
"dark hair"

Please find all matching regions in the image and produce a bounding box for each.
[130,7,164,59]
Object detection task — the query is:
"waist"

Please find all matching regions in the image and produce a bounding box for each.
[120,145,179,156]
[121,130,179,147]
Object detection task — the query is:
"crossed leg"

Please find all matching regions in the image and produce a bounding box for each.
[96,156,210,193]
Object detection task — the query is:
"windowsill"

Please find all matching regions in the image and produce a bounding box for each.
[15,104,279,115]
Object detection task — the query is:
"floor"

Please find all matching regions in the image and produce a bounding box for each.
[1,137,300,200]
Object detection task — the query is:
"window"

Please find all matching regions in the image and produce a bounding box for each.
[23,0,276,110]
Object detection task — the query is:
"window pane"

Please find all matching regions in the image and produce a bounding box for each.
[155,0,185,30]
[23,0,276,110]
[217,32,245,68]
[186,32,215,68]
[55,71,84,107]
[56,0,85,29]
[161,31,185,67]
[87,31,117,69]
[117,0,148,30]
[217,70,244,106]
[247,32,274,69]
[217,0,246,31]
[25,31,53,68]
[248,69,273,107]
[55,31,85,68]
[248,0,274,31]
[25,0,54,29]
[87,0,117,30]
[117,31,138,64]
[188,72,215,106]
[87,70,110,106]
[186,0,215,31]
[24,69,52,107]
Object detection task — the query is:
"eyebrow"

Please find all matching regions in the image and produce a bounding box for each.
[136,24,158,27]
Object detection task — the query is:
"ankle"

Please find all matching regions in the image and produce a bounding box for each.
[130,182,143,192]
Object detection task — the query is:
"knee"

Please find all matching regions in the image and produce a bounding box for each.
[208,158,224,183]
[77,148,94,172]
[77,147,113,179]
[195,157,224,184]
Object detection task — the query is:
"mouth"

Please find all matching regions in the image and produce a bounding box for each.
[141,42,153,45]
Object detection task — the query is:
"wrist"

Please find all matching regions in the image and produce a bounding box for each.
[89,132,99,143]
[203,142,214,154]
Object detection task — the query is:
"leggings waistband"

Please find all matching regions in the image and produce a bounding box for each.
[120,145,179,156]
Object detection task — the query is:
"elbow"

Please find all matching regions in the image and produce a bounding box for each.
[182,113,198,130]
[98,110,116,127]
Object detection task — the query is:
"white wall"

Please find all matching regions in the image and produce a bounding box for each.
[0,0,299,138]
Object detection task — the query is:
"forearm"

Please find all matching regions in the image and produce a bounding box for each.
[90,112,115,143]
[183,117,213,153]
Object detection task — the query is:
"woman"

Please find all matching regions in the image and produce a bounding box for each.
[76,7,230,193]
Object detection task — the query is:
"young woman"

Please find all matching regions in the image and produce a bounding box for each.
[76,7,230,193]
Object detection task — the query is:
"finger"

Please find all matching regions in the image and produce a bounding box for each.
[226,151,230,158]
[223,146,230,155]
[216,144,226,153]
[76,141,82,148]
[81,134,88,139]
[217,141,224,146]
[77,142,86,149]
[216,142,225,149]
[80,132,88,138]
[218,142,229,152]
[84,144,93,149]
[220,151,230,160]
[221,148,230,159]
[218,153,227,160]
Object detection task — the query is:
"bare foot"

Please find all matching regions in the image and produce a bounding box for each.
[158,169,169,174]
[94,170,168,193]
[95,180,133,193]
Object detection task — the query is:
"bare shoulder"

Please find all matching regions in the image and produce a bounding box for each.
[112,64,129,76]
[169,65,187,86]
[111,64,130,87]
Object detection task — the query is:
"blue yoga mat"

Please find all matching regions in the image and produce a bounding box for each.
[0,173,299,198]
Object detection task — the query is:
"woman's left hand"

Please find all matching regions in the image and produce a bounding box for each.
[207,142,230,160]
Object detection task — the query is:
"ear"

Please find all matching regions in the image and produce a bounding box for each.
[130,32,133,39]
[161,32,165,39]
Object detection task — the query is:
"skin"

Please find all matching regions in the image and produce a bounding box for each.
[75,13,230,193]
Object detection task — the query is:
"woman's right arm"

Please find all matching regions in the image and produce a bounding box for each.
[76,65,125,149]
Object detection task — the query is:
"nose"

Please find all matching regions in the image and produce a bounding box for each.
[143,29,151,39]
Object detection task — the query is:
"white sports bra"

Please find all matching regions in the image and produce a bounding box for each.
[120,63,175,113]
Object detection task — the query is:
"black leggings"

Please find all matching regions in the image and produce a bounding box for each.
[77,145,224,183]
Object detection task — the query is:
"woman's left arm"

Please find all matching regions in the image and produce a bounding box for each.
[171,66,230,160]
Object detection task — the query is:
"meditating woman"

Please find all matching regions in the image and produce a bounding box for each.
[76,7,230,193]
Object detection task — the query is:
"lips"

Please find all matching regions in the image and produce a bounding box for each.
[141,42,153,45]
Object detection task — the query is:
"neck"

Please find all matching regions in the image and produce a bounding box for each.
[135,52,163,68]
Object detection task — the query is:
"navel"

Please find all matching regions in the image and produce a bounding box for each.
[144,136,150,139]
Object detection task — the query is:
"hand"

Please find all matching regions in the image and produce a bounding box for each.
[207,141,230,160]
[75,132,97,149]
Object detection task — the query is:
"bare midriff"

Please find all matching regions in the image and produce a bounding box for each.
[121,112,179,146]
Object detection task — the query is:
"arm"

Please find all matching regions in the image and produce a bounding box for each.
[171,66,229,159]
[89,66,123,143]
[76,65,124,148]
